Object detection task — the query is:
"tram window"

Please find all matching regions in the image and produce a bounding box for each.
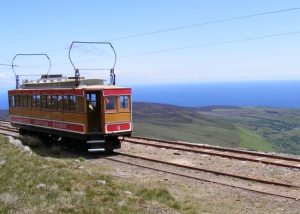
[24,95,28,107]
[36,95,41,108]
[119,96,129,109]
[24,95,28,108]
[21,95,24,107]
[76,96,83,112]
[51,95,58,110]
[20,95,24,107]
[105,96,116,110]
[13,95,17,107]
[63,95,69,111]
[22,95,28,108]
[28,95,31,108]
[41,95,47,109]
[32,95,37,108]
[9,96,15,108]
[15,95,20,107]
[87,93,97,112]
[58,95,63,110]
[70,95,76,111]
[47,95,52,109]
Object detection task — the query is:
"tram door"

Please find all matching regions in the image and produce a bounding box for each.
[86,92,101,132]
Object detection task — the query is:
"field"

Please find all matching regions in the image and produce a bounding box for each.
[133,103,300,155]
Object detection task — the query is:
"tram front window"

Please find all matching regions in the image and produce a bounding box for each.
[105,96,116,110]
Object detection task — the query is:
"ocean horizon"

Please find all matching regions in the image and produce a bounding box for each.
[1,80,300,109]
[131,81,300,108]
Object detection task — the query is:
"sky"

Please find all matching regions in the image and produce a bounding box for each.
[0,0,300,91]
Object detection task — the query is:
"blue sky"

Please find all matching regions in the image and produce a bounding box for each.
[1,0,300,90]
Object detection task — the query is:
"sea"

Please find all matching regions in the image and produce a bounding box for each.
[131,81,300,108]
[1,81,300,109]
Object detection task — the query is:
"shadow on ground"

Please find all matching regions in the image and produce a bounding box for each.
[18,134,118,160]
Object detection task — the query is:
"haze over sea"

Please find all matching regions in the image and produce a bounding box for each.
[1,81,300,109]
[132,81,300,108]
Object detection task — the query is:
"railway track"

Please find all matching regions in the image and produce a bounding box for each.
[0,124,299,200]
[125,136,300,169]
[105,152,300,200]
[0,120,19,137]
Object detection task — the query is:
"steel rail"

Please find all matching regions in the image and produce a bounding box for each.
[0,129,299,200]
[115,152,300,188]
[0,127,18,133]
[130,136,300,161]
[128,136,300,167]
[0,119,10,123]
[106,154,299,200]
[0,129,19,137]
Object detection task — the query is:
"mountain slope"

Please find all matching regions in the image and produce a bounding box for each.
[133,102,274,151]
[133,102,300,155]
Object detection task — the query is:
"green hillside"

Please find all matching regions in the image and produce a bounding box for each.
[133,103,300,155]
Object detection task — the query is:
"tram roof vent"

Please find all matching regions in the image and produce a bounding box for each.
[20,76,105,89]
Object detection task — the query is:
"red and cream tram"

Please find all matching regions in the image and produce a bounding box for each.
[8,42,132,152]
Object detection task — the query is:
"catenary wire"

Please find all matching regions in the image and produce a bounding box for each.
[19,30,300,69]
[3,7,300,69]
[38,6,300,54]
[0,63,12,67]
[118,30,300,58]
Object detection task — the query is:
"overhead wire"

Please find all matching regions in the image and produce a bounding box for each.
[38,6,300,54]
[105,6,300,42]
[17,30,300,69]
[0,55,11,63]
[0,63,12,67]
[2,6,300,70]
[118,30,300,58]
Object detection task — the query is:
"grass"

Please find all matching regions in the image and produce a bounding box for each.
[137,188,181,210]
[237,126,275,152]
[0,135,182,213]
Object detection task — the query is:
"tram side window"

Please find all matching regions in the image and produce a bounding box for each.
[20,95,24,107]
[63,95,69,111]
[58,95,63,110]
[106,96,116,111]
[41,95,47,109]
[21,95,28,108]
[36,95,41,108]
[28,95,31,108]
[9,96,15,108]
[25,95,29,108]
[51,95,58,110]
[15,95,20,107]
[46,95,52,109]
[32,95,37,108]
[62,95,83,112]
[119,95,129,109]
[69,95,76,111]
[31,94,41,108]
[32,95,36,108]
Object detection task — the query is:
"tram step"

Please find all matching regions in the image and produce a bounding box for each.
[88,148,105,152]
[87,140,105,144]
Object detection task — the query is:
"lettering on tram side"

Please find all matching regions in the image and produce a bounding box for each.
[33,120,49,127]
[12,117,31,124]
[53,122,67,130]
